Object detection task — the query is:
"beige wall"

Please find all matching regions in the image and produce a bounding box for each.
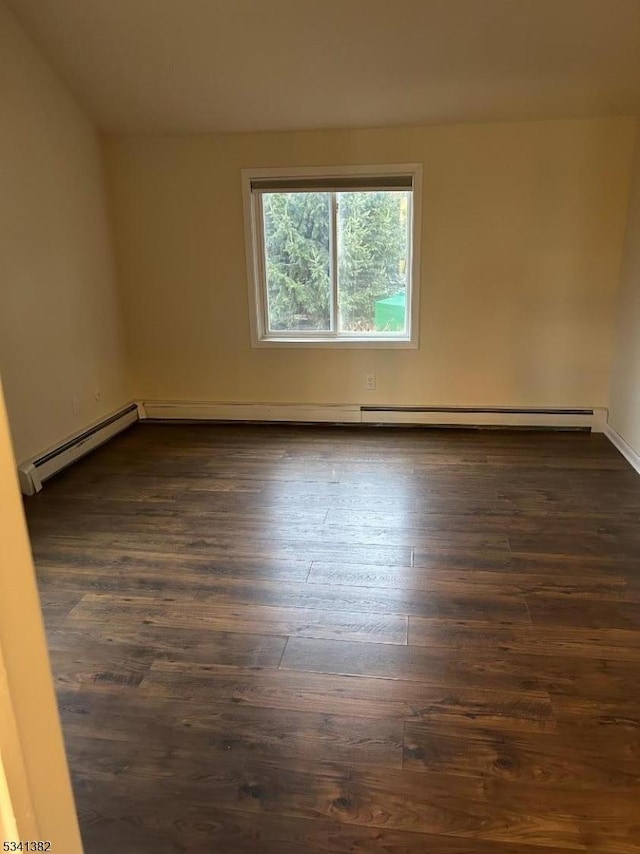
[610,124,640,455]
[0,2,130,464]
[0,380,82,850]
[105,118,635,409]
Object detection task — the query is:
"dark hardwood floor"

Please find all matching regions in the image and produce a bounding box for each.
[24,423,640,853]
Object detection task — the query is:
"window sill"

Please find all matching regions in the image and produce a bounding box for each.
[252,336,418,349]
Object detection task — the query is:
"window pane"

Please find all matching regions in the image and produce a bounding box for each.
[337,190,410,334]
[262,192,331,332]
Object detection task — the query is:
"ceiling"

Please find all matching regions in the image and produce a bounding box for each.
[6,0,640,134]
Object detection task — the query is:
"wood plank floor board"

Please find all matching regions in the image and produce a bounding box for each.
[67,596,409,644]
[35,561,322,600]
[308,560,631,598]
[29,497,330,527]
[47,625,289,667]
[57,693,405,770]
[550,695,640,740]
[508,532,640,559]
[278,636,558,694]
[31,511,512,552]
[525,593,640,630]
[32,528,416,566]
[24,423,640,852]
[141,665,557,732]
[326,507,640,533]
[45,636,157,690]
[308,561,525,595]
[64,576,530,622]
[410,546,522,572]
[402,721,640,788]
[280,636,640,701]
[408,618,640,661]
[34,549,313,583]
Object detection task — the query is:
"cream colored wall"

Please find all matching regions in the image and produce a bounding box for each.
[0,380,82,851]
[0,2,130,464]
[609,124,640,455]
[105,118,635,409]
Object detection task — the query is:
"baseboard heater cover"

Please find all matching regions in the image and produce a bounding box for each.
[360,405,605,430]
[18,402,139,496]
[142,401,606,431]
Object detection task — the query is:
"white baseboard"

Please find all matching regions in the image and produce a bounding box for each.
[142,400,607,431]
[604,423,640,475]
[18,402,139,496]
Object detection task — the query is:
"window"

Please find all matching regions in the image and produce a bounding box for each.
[243,165,421,347]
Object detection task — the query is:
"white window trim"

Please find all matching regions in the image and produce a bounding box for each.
[242,163,422,349]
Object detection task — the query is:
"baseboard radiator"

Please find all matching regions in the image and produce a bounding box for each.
[360,406,606,430]
[18,403,139,496]
[142,401,607,432]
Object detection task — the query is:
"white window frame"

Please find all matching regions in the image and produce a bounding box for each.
[242,163,422,348]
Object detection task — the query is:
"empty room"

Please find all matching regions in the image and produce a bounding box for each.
[2,1,640,851]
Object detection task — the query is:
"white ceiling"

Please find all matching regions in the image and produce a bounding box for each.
[6,0,640,134]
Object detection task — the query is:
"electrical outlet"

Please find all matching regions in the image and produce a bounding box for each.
[94,388,102,402]
[72,395,80,415]
[366,373,376,391]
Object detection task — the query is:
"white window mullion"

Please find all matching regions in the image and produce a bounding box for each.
[330,192,339,333]
[255,192,270,337]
